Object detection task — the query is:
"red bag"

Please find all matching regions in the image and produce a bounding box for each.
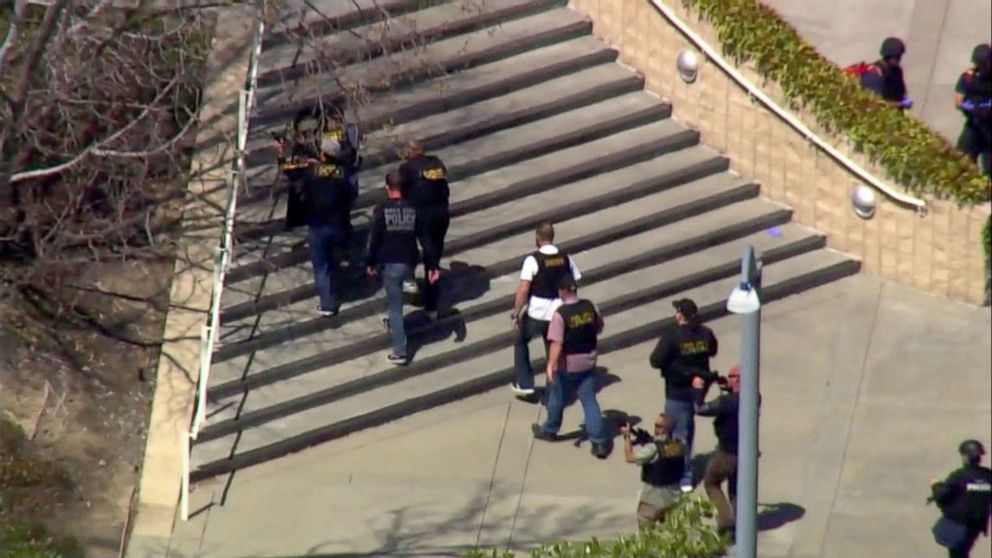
[843,61,878,79]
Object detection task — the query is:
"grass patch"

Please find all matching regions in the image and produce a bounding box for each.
[0,417,85,558]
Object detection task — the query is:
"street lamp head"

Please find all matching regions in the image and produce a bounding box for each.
[727,281,761,314]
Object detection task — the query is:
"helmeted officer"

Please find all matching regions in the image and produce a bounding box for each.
[398,141,449,317]
[930,439,992,558]
[955,44,992,179]
[860,37,912,109]
[293,104,361,197]
[649,298,719,492]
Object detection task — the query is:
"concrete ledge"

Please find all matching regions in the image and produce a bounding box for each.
[129,5,256,542]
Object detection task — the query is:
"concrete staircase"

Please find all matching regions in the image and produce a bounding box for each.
[190,0,860,481]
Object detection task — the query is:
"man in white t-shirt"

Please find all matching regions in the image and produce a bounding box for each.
[509,223,581,396]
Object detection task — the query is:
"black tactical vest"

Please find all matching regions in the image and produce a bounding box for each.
[640,438,686,487]
[558,299,598,355]
[529,250,570,299]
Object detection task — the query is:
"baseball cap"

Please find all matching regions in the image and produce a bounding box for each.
[672,298,698,318]
[557,274,578,292]
[880,37,906,60]
[959,439,986,458]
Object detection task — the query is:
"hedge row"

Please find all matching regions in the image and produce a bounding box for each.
[679,0,991,303]
[465,497,728,558]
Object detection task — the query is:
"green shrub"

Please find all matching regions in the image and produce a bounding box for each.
[0,418,84,558]
[466,497,728,558]
[984,215,991,304]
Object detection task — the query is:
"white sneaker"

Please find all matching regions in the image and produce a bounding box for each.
[509,383,536,396]
[402,279,419,294]
[680,480,694,493]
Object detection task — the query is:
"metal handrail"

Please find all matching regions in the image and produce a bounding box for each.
[180,0,266,522]
[648,0,928,213]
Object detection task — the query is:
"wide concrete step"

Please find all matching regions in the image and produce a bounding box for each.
[218,145,725,331]
[206,172,759,395]
[225,118,697,282]
[257,0,564,87]
[263,0,419,49]
[244,62,645,169]
[190,248,860,480]
[253,8,592,123]
[198,219,818,441]
[247,36,619,145]
[215,196,790,362]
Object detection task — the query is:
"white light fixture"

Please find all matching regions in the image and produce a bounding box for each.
[677,50,700,84]
[727,281,761,314]
[851,184,877,220]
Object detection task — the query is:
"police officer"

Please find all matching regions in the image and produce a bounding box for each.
[622,413,686,529]
[509,223,581,396]
[955,44,992,179]
[398,141,449,317]
[366,171,429,365]
[929,439,992,557]
[275,136,355,317]
[531,275,609,458]
[293,104,361,197]
[860,37,913,109]
[694,366,744,541]
[649,298,719,492]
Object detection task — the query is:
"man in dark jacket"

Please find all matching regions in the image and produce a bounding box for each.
[275,136,354,316]
[399,141,449,317]
[860,37,913,109]
[366,171,436,365]
[649,298,719,492]
[622,413,686,529]
[930,439,992,557]
[955,44,992,179]
[694,366,743,540]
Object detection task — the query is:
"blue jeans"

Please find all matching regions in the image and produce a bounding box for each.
[664,398,695,485]
[307,224,346,311]
[539,369,606,444]
[513,315,549,389]
[381,263,410,356]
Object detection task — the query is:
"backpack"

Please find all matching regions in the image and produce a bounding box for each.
[843,61,879,80]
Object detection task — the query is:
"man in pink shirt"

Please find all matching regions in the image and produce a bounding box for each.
[531,275,611,458]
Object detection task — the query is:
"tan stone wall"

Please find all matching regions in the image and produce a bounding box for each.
[569,0,991,304]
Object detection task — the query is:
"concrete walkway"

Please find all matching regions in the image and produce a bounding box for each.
[761,0,992,143]
[132,274,991,558]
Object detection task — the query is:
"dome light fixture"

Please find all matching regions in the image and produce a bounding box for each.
[851,184,877,220]
[677,50,700,84]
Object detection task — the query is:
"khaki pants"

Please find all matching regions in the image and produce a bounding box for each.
[703,449,738,529]
[636,484,680,529]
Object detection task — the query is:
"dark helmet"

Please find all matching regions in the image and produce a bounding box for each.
[972,43,992,66]
[880,37,906,60]
[959,439,986,459]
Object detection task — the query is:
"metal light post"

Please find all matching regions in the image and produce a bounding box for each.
[726,245,762,557]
